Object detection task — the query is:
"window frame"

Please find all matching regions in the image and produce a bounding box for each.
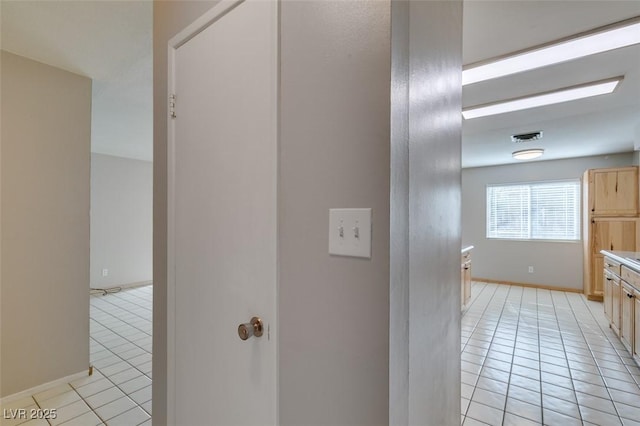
[485,179,582,243]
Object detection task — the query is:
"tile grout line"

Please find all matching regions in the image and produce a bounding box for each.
[548,290,584,424]
[66,386,108,426]
[567,292,632,423]
[461,282,500,355]
[535,288,544,426]
[462,281,489,320]
[84,289,153,422]
[581,294,640,387]
[462,282,502,420]
[462,283,640,426]
[89,307,152,372]
[499,284,525,426]
[464,284,513,423]
[90,303,151,338]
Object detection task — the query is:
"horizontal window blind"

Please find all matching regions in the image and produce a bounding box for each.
[487,180,580,241]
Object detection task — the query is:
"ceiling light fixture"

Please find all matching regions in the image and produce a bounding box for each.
[513,148,544,160]
[462,16,640,85]
[462,77,622,120]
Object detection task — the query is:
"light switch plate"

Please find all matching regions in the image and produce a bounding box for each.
[329,208,372,258]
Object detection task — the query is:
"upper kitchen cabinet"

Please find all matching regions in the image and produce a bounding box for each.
[583,166,640,300]
[587,167,639,216]
[591,217,639,254]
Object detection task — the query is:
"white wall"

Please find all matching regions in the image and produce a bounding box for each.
[154,2,461,424]
[462,153,635,290]
[1,51,91,397]
[278,2,390,424]
[90,153,152,289]
[155,3,391,423]
[390,1,462,424]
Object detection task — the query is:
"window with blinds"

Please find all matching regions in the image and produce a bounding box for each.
[486,180,581,241]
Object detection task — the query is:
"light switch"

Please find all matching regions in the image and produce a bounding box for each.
[329,208,372,258]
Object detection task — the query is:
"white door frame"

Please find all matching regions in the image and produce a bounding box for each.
[166,1,279,423]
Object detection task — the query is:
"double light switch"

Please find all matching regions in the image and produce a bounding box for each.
[328,208,372,259]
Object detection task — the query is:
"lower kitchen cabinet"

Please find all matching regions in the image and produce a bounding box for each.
[602,254,640,366]
[612,276,621,337]
[635,289,640,364]
[621,282,634,353]
[461,251,471,309]
[604,270,613,322]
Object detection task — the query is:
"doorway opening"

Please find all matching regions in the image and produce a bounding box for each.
[1,1,153,422]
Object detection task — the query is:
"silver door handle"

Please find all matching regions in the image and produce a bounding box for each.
[238,317,263,341]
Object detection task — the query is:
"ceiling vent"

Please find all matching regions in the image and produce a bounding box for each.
[511,131,543,143]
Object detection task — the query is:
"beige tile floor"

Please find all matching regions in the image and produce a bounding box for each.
[462,281,640,425]
[6,281,640,425]
[1,285,152,426]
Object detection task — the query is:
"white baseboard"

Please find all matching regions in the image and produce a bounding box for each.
[0,370,89,406]
[90,280,153,293]
[119,280,153,290]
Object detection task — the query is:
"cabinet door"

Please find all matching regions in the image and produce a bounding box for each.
[634,291,640,363]
[612,278,621,336]
[589,255,604,299]
[592,168,638,215]
[615,169,639,214]
[460,264,465,306]
[592,170,618,215]
[464,263,471,305]
[591,219,638,254]
[621,283,634,353]
[604,270,612,322]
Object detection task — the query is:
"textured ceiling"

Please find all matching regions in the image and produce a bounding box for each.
[462,1,640,168]
[1,1,153,161]
[2,1,638,167]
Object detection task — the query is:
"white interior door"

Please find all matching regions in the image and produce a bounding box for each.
[168,1,278,424]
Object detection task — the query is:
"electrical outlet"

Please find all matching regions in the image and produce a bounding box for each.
[528,266,534,273]
[102,268,109,277]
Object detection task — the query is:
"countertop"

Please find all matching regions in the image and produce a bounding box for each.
[461,245,474,254]
[601,250,640,273]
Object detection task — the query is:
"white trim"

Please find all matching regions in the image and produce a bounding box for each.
[166,37,176,426]
[273,2,281,424]
[118,280,153,289]
[168,2,288,425]
[166,36,177,426]
[0,370,88,405]
[90,280,152,293]
[167,0,245,49]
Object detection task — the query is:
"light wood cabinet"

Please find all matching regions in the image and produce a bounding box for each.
[592,255,605,297]
[461,251,471,309]
[587,220,638,299]
[621,282,634,352]
[603,257,640,366]
[634,289,640,365]
[612,275,621,336]
[589,167,638,216]
[591,218,638,254]
[583,166,639,300]
[604,269,613,322]
[588,233,638,301]
[604,259,622,313]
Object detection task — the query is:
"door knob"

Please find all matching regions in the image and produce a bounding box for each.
[238,317,263,340]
